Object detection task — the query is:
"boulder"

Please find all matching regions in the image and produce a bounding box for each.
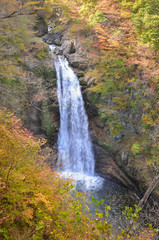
[61,40,76,56]
[54,47,63,55]
[42,32,63,46]
[68,53,88,71]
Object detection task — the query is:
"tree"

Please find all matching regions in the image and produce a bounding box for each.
[0,0,44,84]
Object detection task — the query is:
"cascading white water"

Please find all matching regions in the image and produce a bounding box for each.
[55,57,95,175]
[50,45,103,190]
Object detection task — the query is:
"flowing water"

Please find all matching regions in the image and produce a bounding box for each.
[49,45,137,227]
[55,56,94,175]
[50,45,104,191]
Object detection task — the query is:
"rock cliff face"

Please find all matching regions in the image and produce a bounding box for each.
[22,41,59,165]
[0,31,59,165]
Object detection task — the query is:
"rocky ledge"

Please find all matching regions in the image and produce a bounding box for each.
[42,30,89,71]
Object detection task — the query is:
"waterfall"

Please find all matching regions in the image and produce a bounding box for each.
[50,45,103,190]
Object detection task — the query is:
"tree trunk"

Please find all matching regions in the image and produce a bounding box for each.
[138,175,159,208]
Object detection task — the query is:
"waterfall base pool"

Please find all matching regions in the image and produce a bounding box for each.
[58,171,104,191]
[58,171,138,228]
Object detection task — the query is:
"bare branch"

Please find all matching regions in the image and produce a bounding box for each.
[138,175,159,208]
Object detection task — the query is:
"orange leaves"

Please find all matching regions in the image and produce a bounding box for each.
[0,109,44,172]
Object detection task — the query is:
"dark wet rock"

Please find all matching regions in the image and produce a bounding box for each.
[58,49,63,55]
[61,40,72,55]
[27,99,42,134]
[94,144,140,194]
[54,47,63,55]
[35,16,48,37]
[42,32,63,45]
[113,132,126,140]
[75,70,85,78]
[86,104,98,117]
[70,41,76,54]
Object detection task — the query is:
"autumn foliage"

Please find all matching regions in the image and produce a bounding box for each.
[0,109,86,239]
[0,108,157,239]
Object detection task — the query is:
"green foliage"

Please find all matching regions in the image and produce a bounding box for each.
[0,0,44,87]
[87,47,158,169]
[121,0,159,50]
[122,204,142,236]
[0,0,158,238]
[35,46,49,59]
[78,0,106,26]
[109,120,126,137]
[0,109,156,239]
[89,10,106,26]
[0,15,33,85]
[41,101,54,136]
[89,53,128,96]
[32,65,56,81]
[131,142,142,155]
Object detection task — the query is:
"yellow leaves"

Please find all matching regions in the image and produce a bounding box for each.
[128,77,136,83]
[120,9,131,18]
[0,60,20,81]
[0,109,43,165]
[0,107,157,238]
[91,82,105,93]
[141,114,155,127]
[17,42,25,51]
[0,15,33,84]
[25,1,40,6]
[24,1,44,12]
